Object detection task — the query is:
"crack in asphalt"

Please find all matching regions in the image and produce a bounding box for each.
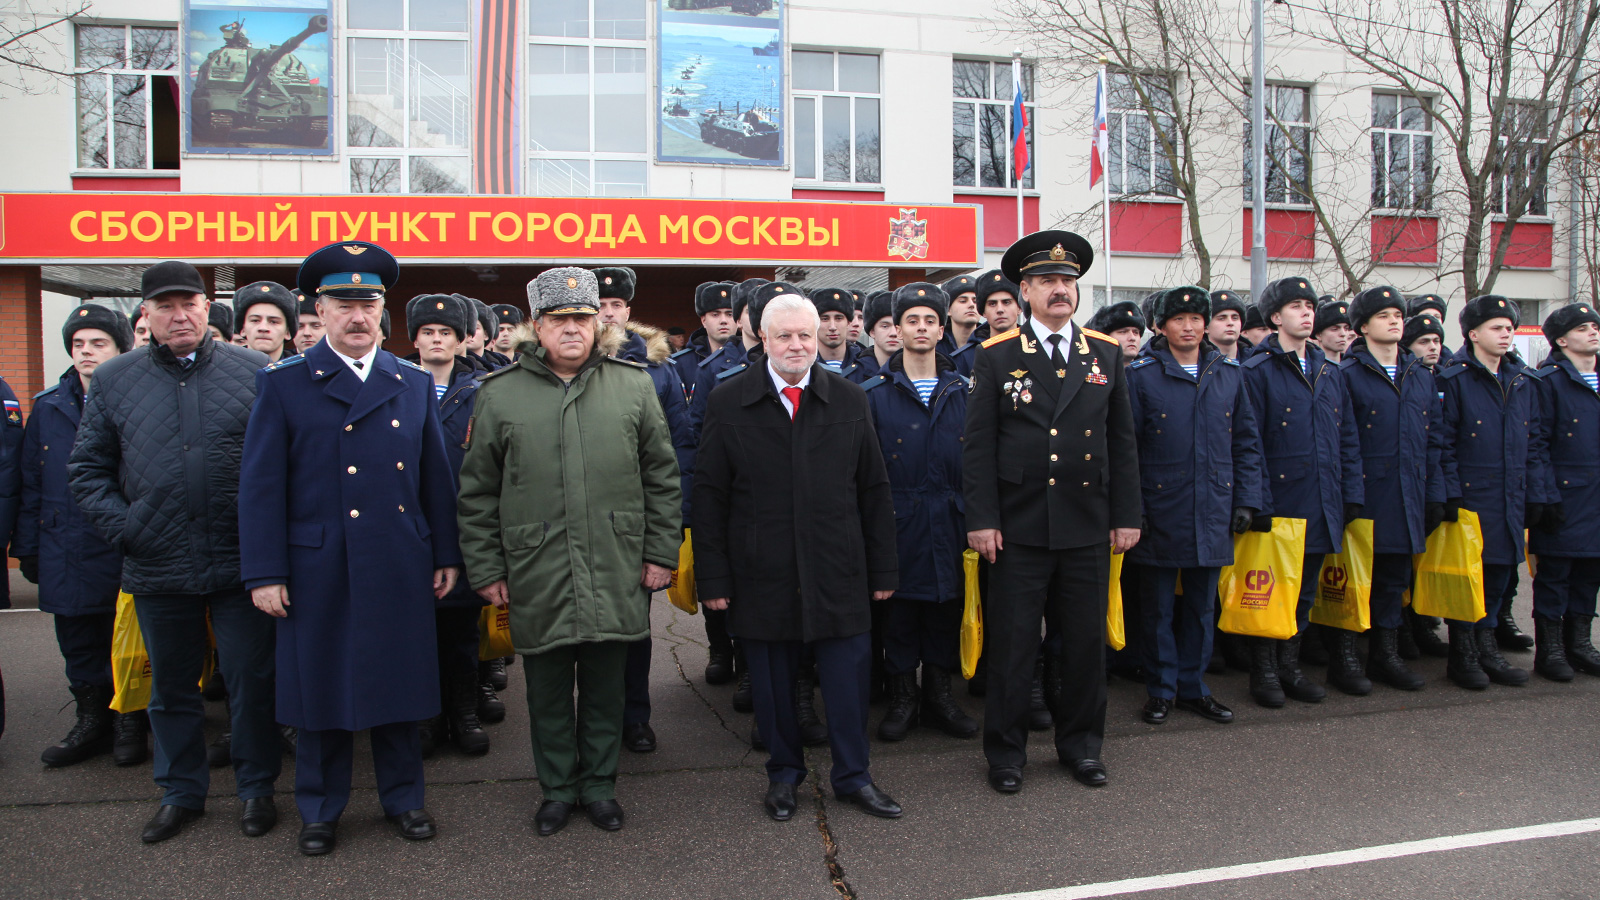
[662,611,752,755]
[809,759,857,900]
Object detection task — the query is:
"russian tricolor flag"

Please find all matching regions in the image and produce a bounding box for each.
[1090,70,1108,188]
[1012,66,1030,183]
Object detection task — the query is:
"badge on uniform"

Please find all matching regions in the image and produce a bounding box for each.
[1003,375,1033,409]
[3,399,17,425]
[1085,360,1108,385]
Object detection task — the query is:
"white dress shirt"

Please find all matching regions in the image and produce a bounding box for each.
[331,344,379,382]
[1029,317,1073,366]
[767,360,813,417]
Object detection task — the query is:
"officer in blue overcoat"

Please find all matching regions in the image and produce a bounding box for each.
[1529,302,1600,681]
[1125,286,1262,725]
[1436,295,1553,689]
[239,241,463,856]
[1240,277,1364,708]
[1338,287,1446,693]
[813,286,875,376]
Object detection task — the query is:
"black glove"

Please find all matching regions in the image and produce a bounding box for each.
[1443,498,1461,522]
[1525,503,1545,531]
[1250,513,1273,533]
[16,555,36,584]
[1424,502,1445,536]
[1538,502,1567,534]
[1231,507,1256,535]
[1343,503,1364,529]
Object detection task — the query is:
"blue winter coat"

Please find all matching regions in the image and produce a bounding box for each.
[1436,347,1553,565]
[1529,352,1598,558]
[14,372,120,616]
[938,328,983,377]
[689,339,752,443]
[1126,344,1265,567]
[238,343,463,732]
[435,360,485,608]
[671,327,714,391]
[619,326,695,522]
[863,354,968,602]
[1241,335,1364,555]
[1338,342,1446,555]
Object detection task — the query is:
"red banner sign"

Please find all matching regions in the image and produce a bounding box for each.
[0,193,983,267]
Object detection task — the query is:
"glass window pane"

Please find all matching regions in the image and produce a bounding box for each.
[112,74,147,169]
[77,25,124,70]
[351,158,402,192]
[76,74,109,168]
[1371,131,1386,207]
[1388,132,1410,207]
[1399,96,1427,131]
[854,96,879,183]
[411,0,467,31]
[952,102,975,185]
[994,64,1013,104]
[347,38,404,147]
[1372,93,1396,129]
[349,0,403,29]
[794,96,816,179]
[594,47,645,152]
[953,60,987,99]
[130,28,176,70]
[529,44,589,151]
[822,95,851,181]
[1109,72,1135,109]
[410,156,469,192]
[1126,114,1151,194]
[530,0,589,38]
[1413,135,1432,209]
[1288,125,1310,201]
[530,158,590,196]
[1153,114,1174,193]
[979,102,1006,188]
[595,160,646,196]
[793,51,833,91]
[838,54,878,93]
[1109,113,1125,194]
[594,0,646,40]
[411,40,470,149]
[1020,115,1034,189]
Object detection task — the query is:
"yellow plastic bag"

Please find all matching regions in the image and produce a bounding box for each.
[1218,517,1306,640]
[1106,551,1126,651]
[1311,519,1374,632]
[110,591,151,714]
[666,529,698,615]
[479,604,514,660]
[1411,509,1486,622]
[960,549,983,680]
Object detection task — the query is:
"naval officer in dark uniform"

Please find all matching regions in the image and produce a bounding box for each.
[963,231,1142,794]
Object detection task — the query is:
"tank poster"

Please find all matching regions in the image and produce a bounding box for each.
[656,0,784,168]
[182,0,334,155]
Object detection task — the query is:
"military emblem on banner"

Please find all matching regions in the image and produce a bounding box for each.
[887,208,929,261]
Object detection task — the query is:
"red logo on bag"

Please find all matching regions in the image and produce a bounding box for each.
[1321,565,1347,604]
[495,609,510,630]
[1241,568,1274,609]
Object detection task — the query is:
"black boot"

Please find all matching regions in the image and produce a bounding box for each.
[1222,632,1253,672]
[1446,622,1490,689]
[1366,628,1424,691]
[1277,634,1326,703]
[449,674,490,756]
[111,710,149,766]
[1248,638,1285,708]
[732,669,753,714]
[795,673,828,747]
[1299,624,1329,666]
[1533,616,1574,682]
[476,681,506,724]
[418,715,444,759]
[966,656,987,697]
[1027,657,1053,731]
[1475,628,1529,686]
[481,657,508,692]
[1564,614,1600,676]
[207,732,232,768]
[1408,609,1451,658]
[704,648,735,686]
[920,665,978,738]
[1395,618,1420,660]
[1496,607,1535,651]
[704,610,735,685]
[41,684,113,767]
[877,673,918,741]
[1324,629,1372,696]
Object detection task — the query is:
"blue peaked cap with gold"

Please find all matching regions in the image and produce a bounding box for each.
[296,241,400,301]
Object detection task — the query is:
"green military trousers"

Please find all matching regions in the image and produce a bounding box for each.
[522,640,628,804]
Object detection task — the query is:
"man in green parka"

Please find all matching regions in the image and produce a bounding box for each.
[457,266,681,837]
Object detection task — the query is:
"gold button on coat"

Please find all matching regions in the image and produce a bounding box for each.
[344,425,353,432]
[350,510,360,518]
[392,419,400,427]
[347,466,357,474]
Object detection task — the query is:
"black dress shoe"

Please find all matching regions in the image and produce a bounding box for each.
[240,796,278,837]
[1176,695,1235,724]
[705,652,735,685]
[835,783,902,818]
[622,721,657,753]
[987,768,1022,794]
[1065,758,1108,787]
[764,782,797,821]
[387,808,437,841]
[534,800,573,837]
[586,799,624,831]
[1141,697,1170,725]
[298,822,336,856]
[141,804,203,843]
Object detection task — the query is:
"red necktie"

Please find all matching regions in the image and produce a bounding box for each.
[782,385,802,420]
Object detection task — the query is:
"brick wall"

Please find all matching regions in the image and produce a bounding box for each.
[0,267,44,418]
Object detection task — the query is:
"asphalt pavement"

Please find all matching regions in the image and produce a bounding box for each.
[2,571,1597,900]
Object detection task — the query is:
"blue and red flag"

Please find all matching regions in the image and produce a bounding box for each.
[1090,71,1108,188]
[1012,66,1030,183]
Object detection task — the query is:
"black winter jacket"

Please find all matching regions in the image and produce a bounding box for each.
[68,336,270,594]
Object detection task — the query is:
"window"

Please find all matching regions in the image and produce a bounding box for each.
[1492,101,1548,217]
[528,0,648,196]
[952,59,1034,190]
[75,25,180,170]
[1088,287,1153,311]
[1107,72,1176,197]
[1244,84,1310,206]
[1371,93,1432,210]
[345,3,471,193]
[792,51,880,184]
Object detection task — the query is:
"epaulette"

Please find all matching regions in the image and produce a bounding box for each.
[1534,364,1560,379]
[1127,357,1157,370]
[981,328,1020,349]
[396,357,427,373]
[956,373,973,388]
[263,355,308,373]
[1337,356,1357,370]
[1081,328,1118,344]
[1242,352,1272,369]
[1221,356,1242,367]
[862,373,890,391]
[32,384,60,400]
[1436,363,1466,380]
[478,364,520,382]
[606,356,648,369]
[670,347,695,360]
[716,363,747,381]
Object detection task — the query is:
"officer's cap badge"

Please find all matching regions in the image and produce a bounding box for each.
[78,309,87,316]
[567,277,578,289]
[344,245,367,255]
[351,274,362,283]
[1050,244,1066,261]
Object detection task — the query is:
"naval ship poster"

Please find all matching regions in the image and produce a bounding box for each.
[182,0,334,155]
[656,0,785,167]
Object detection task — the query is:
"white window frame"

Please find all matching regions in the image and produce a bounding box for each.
[1492,101,1549,218]
[1106,72,1176,198]
[1245,83,1312,207]
[1371,92,1433,211]
[74,24,179,172]
[791,50,881,186]
[952,58,1035,192]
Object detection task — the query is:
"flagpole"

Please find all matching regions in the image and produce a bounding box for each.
[1013,50,1025,242]
[1099,60,1112,311]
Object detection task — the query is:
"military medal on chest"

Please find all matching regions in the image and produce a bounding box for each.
[1005,369,1032,410]
[1086,359,1108,385]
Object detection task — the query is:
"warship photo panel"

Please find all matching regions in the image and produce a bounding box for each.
[183,0,335,155]
[656,0,784,167]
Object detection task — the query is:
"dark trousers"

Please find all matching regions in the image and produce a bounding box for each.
[704,606,735,655]
[524,641,628,804]
[1460,563,1518,629]
[133,589,278,809]
[745,632,872,795]
[434,606,480,698]
[983,542,1109,770]
[881,597,961,675]
[295,723,424,822]
[53,611,114,689]
[1533,556,1600,620]
[1295,555,1321,631]
[624,637,651,726]
[1370,553,1412,630]
[1137,565,1218,701]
